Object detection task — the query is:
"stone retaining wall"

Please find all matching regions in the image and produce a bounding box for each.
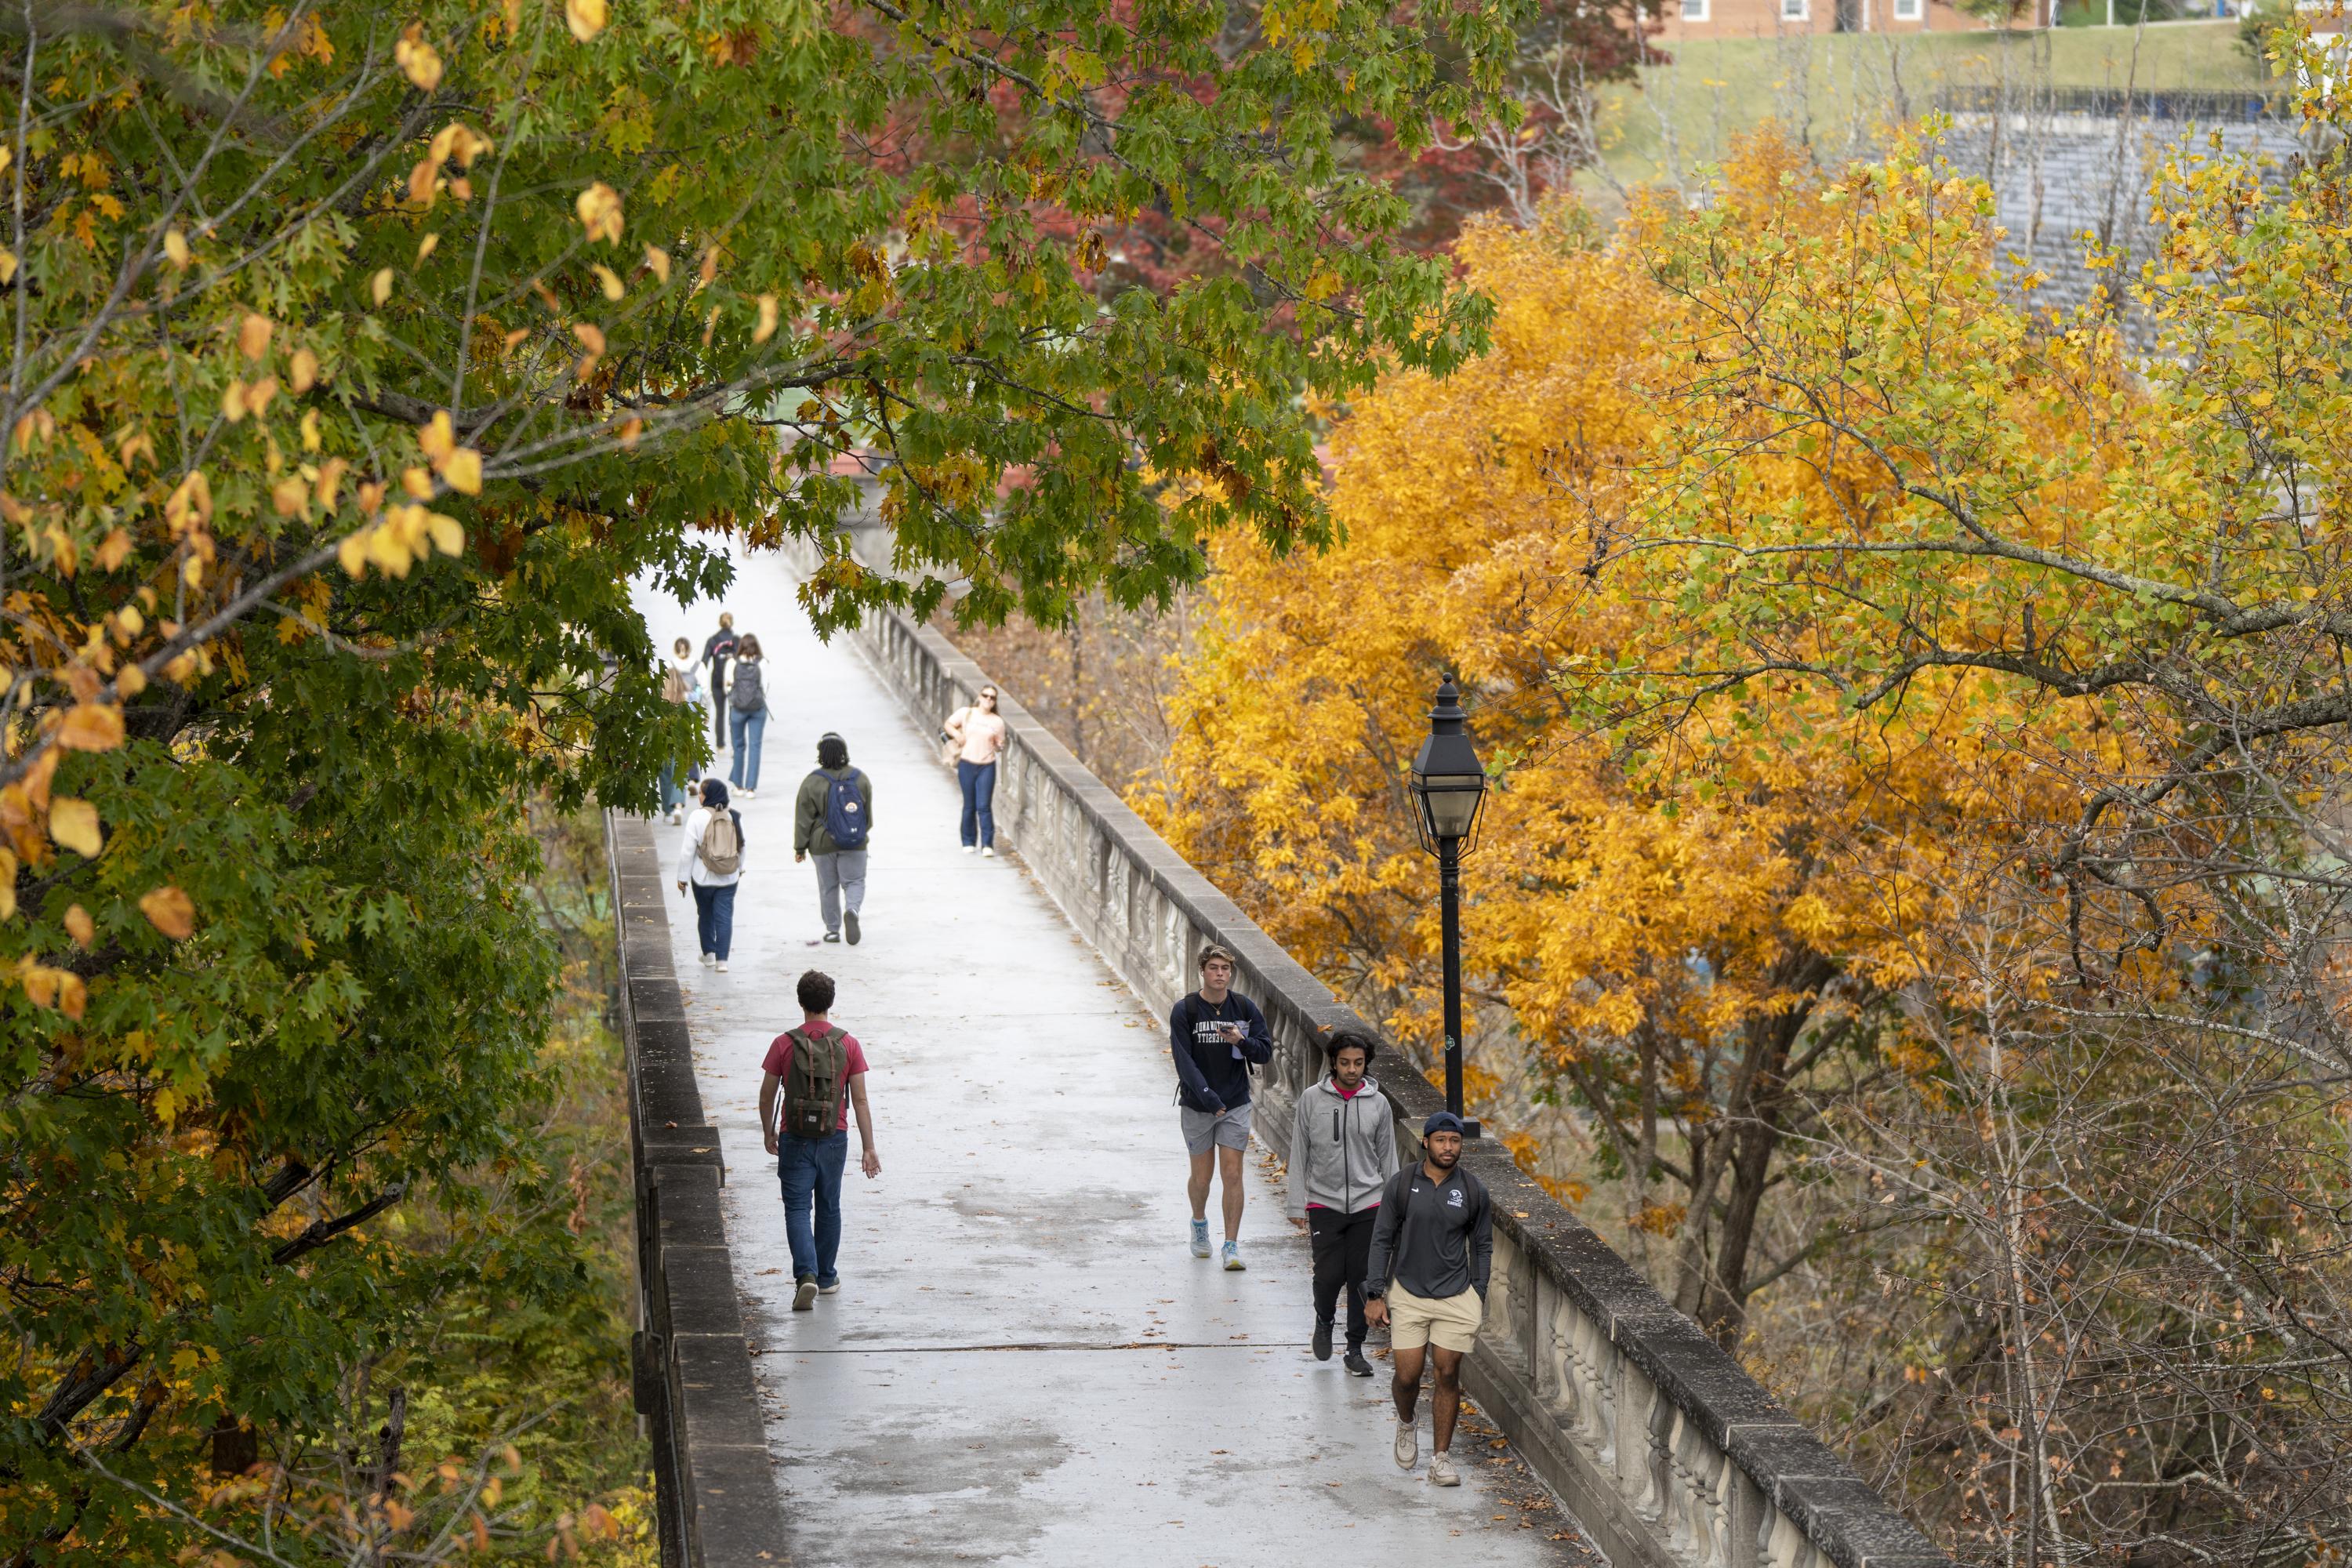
[1929,111,2297,321]
[605,814,786,1568]
[789,535,1952,1568]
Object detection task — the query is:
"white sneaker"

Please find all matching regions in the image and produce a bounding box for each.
[669,808,683,825]
[739,789,756,800]
[714,961,728,973]
[962,845,976,854]
[699,951,714,967]
[982,847,996,858]
[1393,1419,1417,1472]
[1429,1452,1460,1487]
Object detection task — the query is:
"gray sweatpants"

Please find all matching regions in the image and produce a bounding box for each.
[813,850,867,935]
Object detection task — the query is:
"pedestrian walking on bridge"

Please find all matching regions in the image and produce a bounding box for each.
[759,969,882,1312]
[674,778,745,973]
[941,684,1007,855]
[659,637,705,823]
[1365,1111,1491,1488]
[702,612,737,753]
[727,633,769,797]
[1170,942,1272,1270]
[795,732,872,946]
[1287,1029,1397,1375]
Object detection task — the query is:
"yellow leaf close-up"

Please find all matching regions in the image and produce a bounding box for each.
[441,447,482,495]
[56,702,125,753]
[566,0,608,42]
[575,182,622,245]
[49,797,101,858]
[140,884,195,940]
[394,31,444,91]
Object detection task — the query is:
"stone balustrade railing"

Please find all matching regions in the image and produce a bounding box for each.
[605,814,786,1568]
[790,530,1952,1568]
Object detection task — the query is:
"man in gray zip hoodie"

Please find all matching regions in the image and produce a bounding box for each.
[1286,1029,1399,1376]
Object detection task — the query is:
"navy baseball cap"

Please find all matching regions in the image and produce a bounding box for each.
[1423,1111,1465,1138]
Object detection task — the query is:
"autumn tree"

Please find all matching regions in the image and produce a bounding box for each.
[1156,30,2352,1558]
[0,0,1538,1555]
[1561,34,2352,1560]
[1149,145,2062,1341]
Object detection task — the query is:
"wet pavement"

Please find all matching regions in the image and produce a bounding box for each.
[633,543,1599,1566]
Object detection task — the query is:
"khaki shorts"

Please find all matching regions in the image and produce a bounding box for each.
[1386,1283,1484,1353]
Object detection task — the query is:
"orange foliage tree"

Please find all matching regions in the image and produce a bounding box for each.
[1150,136,2110,1338]
[1156,36,2352,1554]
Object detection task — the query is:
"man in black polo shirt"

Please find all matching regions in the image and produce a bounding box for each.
[1364,1110,1491,1487]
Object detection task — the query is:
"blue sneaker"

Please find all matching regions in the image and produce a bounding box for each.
[1222,1240,1245,1272]
[1189,1219,1211,1258]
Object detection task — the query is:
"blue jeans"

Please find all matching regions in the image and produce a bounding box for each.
[729,709,767,790]
[659,759,695,813]
[778,1130,848,1286]
[691,881,736,960]
[957,758,997,848]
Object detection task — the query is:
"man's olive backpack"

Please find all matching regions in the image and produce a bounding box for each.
[777,1025,848,1140]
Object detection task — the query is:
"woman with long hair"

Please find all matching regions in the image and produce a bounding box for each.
[728,633,769,797]
[942,684,1007,855]
[659,636,706,823]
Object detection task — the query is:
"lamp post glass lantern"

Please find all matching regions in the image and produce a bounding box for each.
[1410,675,1487,1137]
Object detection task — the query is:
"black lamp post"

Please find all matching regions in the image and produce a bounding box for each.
[1408,675,1489,1138]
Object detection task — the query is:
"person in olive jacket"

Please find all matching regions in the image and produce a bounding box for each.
[1286,1029,1399,1377]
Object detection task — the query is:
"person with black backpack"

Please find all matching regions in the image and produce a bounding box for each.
[674,777,746,973]
[1170,942,1274,1271]
[758,968,881,1311]
[793,731,873,946]
[701,613,737,753]
[726,633,768,797]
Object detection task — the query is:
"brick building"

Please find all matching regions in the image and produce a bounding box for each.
[1650,0,1991,40]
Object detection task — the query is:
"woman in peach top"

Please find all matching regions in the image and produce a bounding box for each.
[942,684,1008,857]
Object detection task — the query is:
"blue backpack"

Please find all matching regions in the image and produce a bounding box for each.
[822,768,868,849]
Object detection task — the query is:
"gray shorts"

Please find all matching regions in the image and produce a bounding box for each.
[1180,1102,1253,1156]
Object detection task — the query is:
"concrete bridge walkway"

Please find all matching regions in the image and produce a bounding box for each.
[633,542,1597,1566]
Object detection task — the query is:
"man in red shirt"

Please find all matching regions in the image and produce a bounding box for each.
[759,969,882,1310]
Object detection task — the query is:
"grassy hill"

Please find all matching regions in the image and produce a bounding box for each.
[1579,20,2270,195]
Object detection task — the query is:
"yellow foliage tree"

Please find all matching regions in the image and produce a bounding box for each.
[1152,133,2119,1340]
[1159,27,2352,1555]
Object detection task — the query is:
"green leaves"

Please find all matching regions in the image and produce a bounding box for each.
[0,0,1534,1551]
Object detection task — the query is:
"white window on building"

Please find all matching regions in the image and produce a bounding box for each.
[1893,0,1922,19]
[1780,0,1809,20]
[1681,0,1708,20]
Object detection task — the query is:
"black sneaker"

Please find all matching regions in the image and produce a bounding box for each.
[1312,1320,1333,1362]
[1344,1348,1374,1377]
[822,931,842,943]
[844,910,861,946]
[793,1277,817,1311]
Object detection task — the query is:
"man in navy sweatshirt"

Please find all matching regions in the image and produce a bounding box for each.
[1169,942,1273,1270]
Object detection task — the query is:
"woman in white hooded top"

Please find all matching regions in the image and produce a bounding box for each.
[659,637,706,823]
[675,777,746,971]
